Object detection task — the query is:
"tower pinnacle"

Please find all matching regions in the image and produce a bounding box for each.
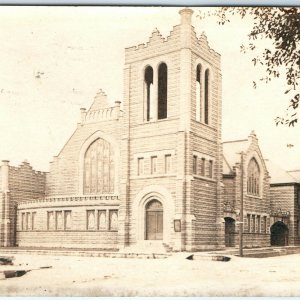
[179,8,194,25]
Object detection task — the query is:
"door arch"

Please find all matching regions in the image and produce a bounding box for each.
[271,221,289,246]
[224,217,236,247]
[145,199,163,240]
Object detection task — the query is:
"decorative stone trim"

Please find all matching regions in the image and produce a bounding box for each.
[18,195,119,209]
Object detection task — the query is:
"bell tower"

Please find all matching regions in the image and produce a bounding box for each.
[119,8,223,251]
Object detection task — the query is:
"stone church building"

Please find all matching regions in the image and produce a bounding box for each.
[1,8,299,252]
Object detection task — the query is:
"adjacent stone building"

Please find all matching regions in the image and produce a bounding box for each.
[0,8,299,251]
[222,131,271,248]
[266,161,300,247]
[0,161,46,247]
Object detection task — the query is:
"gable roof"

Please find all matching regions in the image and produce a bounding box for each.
[222,155,233,174]
[264,159,298,184]
[222,139,249,172]
[222,133,299,185]
[287,170,300,182]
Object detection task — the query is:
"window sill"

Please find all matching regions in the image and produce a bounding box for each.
[246,194,263,200]
[244,232,268,234]
[132,174,177,179]
[193,174,216,183]
[18,229,120,233]
[86,229,119,232]
[142,116,177,124]
[193,120,217,131]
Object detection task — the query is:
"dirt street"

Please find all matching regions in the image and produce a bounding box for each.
[1,252,300,296]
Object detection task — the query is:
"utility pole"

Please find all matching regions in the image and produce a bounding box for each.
[239,152,244,257]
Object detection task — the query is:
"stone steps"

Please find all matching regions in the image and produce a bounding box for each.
[0,248,170,259]
[213,246,300,258]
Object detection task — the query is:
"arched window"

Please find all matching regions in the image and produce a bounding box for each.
[247,158,260,196]
[144,66,153,121]
[48,212,54,230]
[158,63,168,120]
[109,210,118,231]
[196,64,201,122]
[56,211,63,230]
[98,211,106,230]
[83,138,114,194]
[204,69,209,124]
[65,211,72,230]
[87,210,95,230]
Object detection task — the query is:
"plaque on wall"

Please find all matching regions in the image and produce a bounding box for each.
[174,219,181,232]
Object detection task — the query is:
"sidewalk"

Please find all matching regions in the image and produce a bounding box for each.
[209,245,300,258]
[1,245,300,260]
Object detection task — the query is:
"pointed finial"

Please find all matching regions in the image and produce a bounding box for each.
[179,8,193,25]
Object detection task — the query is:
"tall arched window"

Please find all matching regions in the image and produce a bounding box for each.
[247,158,260,196]
[158,63,168,120]
[83,138,114,194]
[204,69,209,124]
[144,66,153,121]
[196,64,201,122]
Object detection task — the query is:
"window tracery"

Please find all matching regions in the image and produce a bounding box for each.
[247,158,260,196]
[83,138,114,194]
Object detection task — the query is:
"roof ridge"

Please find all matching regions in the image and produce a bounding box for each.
[222,139,248,144]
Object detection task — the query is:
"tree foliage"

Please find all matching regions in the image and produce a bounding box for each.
[199,7,300,126]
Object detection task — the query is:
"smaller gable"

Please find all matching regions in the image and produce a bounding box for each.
[88,89,110,112]
[222,131,268,177]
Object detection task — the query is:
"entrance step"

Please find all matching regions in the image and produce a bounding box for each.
[162,243,174,253]
[121,241,167,254]
[210,246,300,258]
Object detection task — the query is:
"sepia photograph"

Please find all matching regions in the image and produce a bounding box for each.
[0,5,300,296]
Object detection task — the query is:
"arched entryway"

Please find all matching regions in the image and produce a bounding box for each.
[145,200,163,240]
[271,221,289,246]
[224,217,236,247]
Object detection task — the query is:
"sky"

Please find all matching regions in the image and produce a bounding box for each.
[0,6,299,171]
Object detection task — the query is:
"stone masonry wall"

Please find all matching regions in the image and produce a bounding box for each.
[223,176,236,212]
[0,161,46,246]
[8,161,46,203]
[123,20,184,250]
[47,112,122,197]
[270,184,300,246]
[122,9,223,251]
[16,199,119,249]
[189,32,222,250]
[222,135,271,248]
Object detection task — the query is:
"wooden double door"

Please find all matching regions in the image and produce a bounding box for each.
[225,217,236,247]
[145,200,163,240]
